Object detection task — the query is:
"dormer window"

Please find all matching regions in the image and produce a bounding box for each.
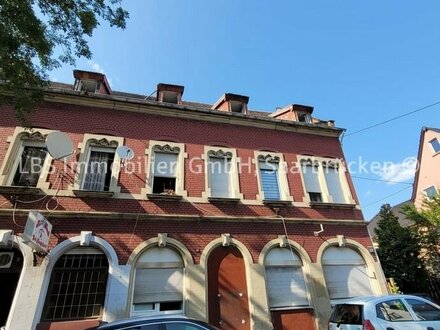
[297,112,312,123]
[73,70,112,95]
[156,83,184,105]
[75,79,98,93]
[212,93,249,114]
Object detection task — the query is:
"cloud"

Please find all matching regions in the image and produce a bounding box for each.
[379,156,417,184]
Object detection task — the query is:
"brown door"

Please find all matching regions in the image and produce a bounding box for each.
[271,309,316,330]
[208,246,250,330]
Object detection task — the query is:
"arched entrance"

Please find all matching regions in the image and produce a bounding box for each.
[0,248,23,327]
[208,245,250,330]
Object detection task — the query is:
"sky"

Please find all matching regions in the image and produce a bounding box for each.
[48,1,440,220]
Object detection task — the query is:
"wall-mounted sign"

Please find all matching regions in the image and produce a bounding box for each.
[23,211,52,253]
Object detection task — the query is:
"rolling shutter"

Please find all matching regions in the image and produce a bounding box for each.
[301,164,321,193]
[324,167,346,203]
[265,248,309,308]
[208,157,231,198]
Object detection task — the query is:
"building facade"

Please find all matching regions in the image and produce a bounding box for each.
[0,70,387,330]
[412,127,440,209]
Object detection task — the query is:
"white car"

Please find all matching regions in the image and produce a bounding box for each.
[328,294,440,330]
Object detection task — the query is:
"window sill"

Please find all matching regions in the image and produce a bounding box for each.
[0,185,42,195]
[72,190,114,198]
[147,193,183,201]
[208,197,241,203]
[263,200,292,207]
[310,202,356,209]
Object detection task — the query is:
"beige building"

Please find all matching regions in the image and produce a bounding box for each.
[412,127,440,208]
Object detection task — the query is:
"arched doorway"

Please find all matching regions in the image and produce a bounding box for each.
[0,248,23,327]
[208,245,250,330]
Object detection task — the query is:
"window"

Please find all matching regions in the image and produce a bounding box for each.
[0,128,54,189]
[255,152,292,203]
[424,186,437,199]
[208,154,231,198]
[203,147,242,200]
[429,138,440,154]
[301,161,322,202]
[12,145,48,187]
[152,149,178,194]
[299,157,354,204]
[42,247,108,321]
[132,247,184,316]
[265,247,309,309]
[82,148,115,191]
[75,134,124,194]
[376,299,413,321]
[322,247,373,301]
[146,142,186,197]
[406,298,440,321]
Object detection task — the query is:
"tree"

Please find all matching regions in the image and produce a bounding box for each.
[0,0,129,125]
[374,204,427,293]
[403,194,440,280]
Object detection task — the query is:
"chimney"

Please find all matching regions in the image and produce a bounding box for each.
[212,93,249,114]
[156,83,184,105]
[73,70,112,95]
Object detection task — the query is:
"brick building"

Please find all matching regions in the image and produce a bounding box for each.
[0,70,387,330]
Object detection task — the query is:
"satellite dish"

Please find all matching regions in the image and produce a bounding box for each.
[45,132,74,161]
[116,145,135,160]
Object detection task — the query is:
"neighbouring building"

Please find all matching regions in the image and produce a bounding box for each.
[0,70,387,330]
[412,127,440,209]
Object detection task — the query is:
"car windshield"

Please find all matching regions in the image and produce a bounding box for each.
[330,304,363,325]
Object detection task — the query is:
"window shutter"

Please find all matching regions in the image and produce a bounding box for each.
[265,248,308,308]
[324,167,346,203]
[154,153,177,178]
[208,157,231,198]
[134,268,183,303]
[301,164,321,193]
[260,168,280,200]
[323,265,373,299]
[322,247,373,300]
[266,266,309,308]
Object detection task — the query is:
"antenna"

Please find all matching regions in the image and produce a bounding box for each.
[45,132,74,161]
[116,145,135,161]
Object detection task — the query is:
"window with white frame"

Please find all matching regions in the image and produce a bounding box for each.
[300,158,353,204]
[322,246,373,301]
[132,246,184,316]
[0,128,53,188]
[255,152,292,202]
[151,145,178,194]
[208,151,232,198]
[429,138,440,154]
[265,247,309,309]
[424,186,438,199]
[75,134,124,193]
[145,142,186,197]
[203,147,242,200]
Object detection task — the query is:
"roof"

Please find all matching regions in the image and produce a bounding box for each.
[412,126,440,202]
[367,200,414,237]
[47,81,339,132]
[332,294,437,306]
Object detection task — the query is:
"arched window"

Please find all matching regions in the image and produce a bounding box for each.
[265,248,309,308]
[132,246,184,316]
[42,247,109,321]
[322,246,373,301]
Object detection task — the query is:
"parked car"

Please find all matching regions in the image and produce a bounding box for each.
[90,315,220,330]
[328,294,440,330]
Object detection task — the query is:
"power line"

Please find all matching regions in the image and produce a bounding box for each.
[351,175,413,185]
[344,100,440,137]
[362,185,412,209]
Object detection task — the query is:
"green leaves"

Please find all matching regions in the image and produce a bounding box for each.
[0,0,129,125]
